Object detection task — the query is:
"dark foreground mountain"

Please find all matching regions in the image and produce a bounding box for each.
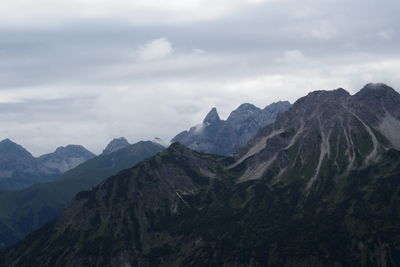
[0,140,95,191]
[2,83,400,266]
[172,101,291,156]
[0,141,164,247]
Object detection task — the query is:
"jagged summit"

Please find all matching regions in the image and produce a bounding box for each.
[172,101,292,156]
[102,137,130,155]
[203,107,221,124]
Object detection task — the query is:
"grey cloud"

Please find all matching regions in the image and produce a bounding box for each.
[0,0,399,154]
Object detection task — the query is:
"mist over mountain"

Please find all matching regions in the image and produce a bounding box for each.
[172,101,291,156]
[3,83,400,266]
[102,137,130,155]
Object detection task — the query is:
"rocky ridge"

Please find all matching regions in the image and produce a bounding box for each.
[172,101,291,156]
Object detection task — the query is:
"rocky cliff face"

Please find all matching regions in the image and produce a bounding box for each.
[2,84,400,267]
[172,101,291,156]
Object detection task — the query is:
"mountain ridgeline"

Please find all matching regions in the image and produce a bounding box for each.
[0,141,95,191]
[0,140,165,247]
[172,101,291,156]
[2,83,400,266]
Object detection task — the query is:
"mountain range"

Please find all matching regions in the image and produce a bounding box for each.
[0,140,95,191]
[0,101,286,248]
[0,140,165,247]
[2,83,399,266]
[172,101,291,156]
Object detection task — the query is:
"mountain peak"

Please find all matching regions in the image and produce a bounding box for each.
[102,137,130,155]
[0,138,33,157]
[203,107,221,124]
[0,138,16,146]
[236,103,259,111]
[306,88,350,99]
[227,103,260,122]
[361,82,393,91]
[38,145,96,175]
[355,83,398,99]
[53,145,95,157]
[172,101,291,156]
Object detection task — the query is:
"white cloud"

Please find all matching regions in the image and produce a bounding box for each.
[2,53,400,155]
[377,29,395,40]
[137,38,174,61]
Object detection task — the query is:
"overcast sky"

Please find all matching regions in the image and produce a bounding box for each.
[0,0,399,155]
